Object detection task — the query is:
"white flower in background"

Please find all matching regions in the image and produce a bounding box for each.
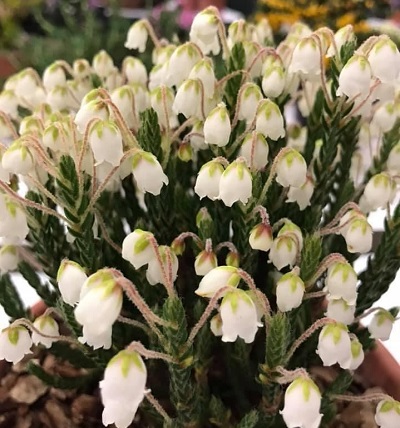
[149,63,168,90]
[0,326,32,363]
[269,233,299,270]
[372,102,397,133]
[89,120,124,167]
[152,44,176,66]
[101,350,147,428]
[387,143,400,173]
[227,20,251,47]
[367,36,400,84]
[286,177,314,210]
[146,246,179,286]
[195,250,217,276]
[125,20,148,52]
[249,223,273,252]
[344,217,373,253]
[111,86,136,129]
[123,57,147,85]
[46,85,75,111]
[195,266,240,298]
[79,325,112,350]
[74,99,109,134]
[317,323,352,368]
[57,259,88,306]
[131,151,168,195]
[289,37,321,79]
[210,313,223,337]
[73,59,91,79]
[0,90,19,119]
[32,316,60,349]
[122,229,155,270]
[275,148,307,188]
[190,121,207,151]
[327,25,356,58]
[287,124,308,152]
[276,272,305,312]
[255,99,285,141]
[188,58,216,99]
[42,63,66,91]
[346,336,364,370]
[0,245,19,273]
[237,83,263,124]
[337,208,364,236]
[364,172,396,211]
[166,43,202,87]
[280,377,322,428]
[253,18,273,45]
[297,80,320,117]
[14,69,40,100]
[2,140,34,175]
[243,41,264,77]
[19,115,42,136]
[240,132,269,171]
[0,197,29,241]
[220,289,262,343]
[262,64,285,98]
[325,261,358,305]
[150,86,177,129]
[325,298,355,325]
[92,50,114,78]
[173,79,203,119]
[375,399,400,428]
[190,8,220,55]
[218,159,252,206]
[337,54,372,100]
[195,160,224,200]
[204,103,231,147]
[368,309,394,341]
[129,84,149,116]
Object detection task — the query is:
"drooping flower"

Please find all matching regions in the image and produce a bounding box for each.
[57,259,88,306]
[204,103,231,147]
[367,36,400,84]
[317,323,352,368]
[122,57,148,85]
[237,83,263,124]
[32,316,60,349]
[286,177,314,210]
[276,271,305,312]
[0,197,29,241]
[0,245,19,273]
[249,223,273,252]
[0,326,32,363]
[195,250,217,276]
[240,132,269,171]
[275,148,307,188]
[343,217,373,254]
[92,50,115,78]
[194,160,224,200]
[337,54,372,100]
[2,139,34,176]
[269,234,299,270]
[262,64,285,98]
[173,79,203,119]
[368,309,394,341]
[166,43,202,87]
[363,172,396,211]
[387,143,400,173]
[326,25,356,58]
[325,261,358,305]
[74,99,110,134]
[42,63,67,91]
[146,245,179,286]
[346,336,364,370]
[122,229,155,270]
[218,159,252,206]
[79,325,112,350]
[131,151,168,195]
[375,399,400,428]
[189,8,220,55]
[125,20,148,52]
[325,298,356,325]
[188,58,216,99]
[255,99,285,141]
[89,120,124,167]
[195,266,240,298]
[288,37,321,79]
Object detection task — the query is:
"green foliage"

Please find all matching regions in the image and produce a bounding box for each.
[0,274,26,319]
[224,43,246,110]
[236,410,260,428]
[138,108,163,161]
[300,235,322,283]
[265,313,291,369]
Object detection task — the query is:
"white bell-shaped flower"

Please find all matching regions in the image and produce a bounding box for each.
[262,64,285,98]
[0,198,29,241]
[146,245,179,286]
[375,399,400,428]
[89,120,124,167]
[218,159,252,207]
[276,272,305,312]
[46,85,75,111]
[2,140,34,176]
[101,350,147,428]
[344,218,373,254]
[190,121,207,151]
[210,313,223,337]
[249,223,273,252]
[74,269,123,341]
[42,63,67,91]
[280,377,322,428]
[240,132,269,170]
[195,160,224,200]
[243,41,264,78]
[0,245,19,273]
[74,99,110,134]
[220,289,262,343]
[286,177,314,210]
[56,259,88,306]
[278,221,304,250]
[190,8,220,55]
[125,20,148,52]
[337,54,372,100]
[325,261,358,305]
[269,233,299,270]
[367,36,400,84]
[253,18,273,45]
[372,102,397,133]
[110,86,136,129]
[0,326,32,363]
[73,59,91,79]
[188,58,216,99]
[288,36,321,79]
[368,310,394,341]
[255,99,285,141]
[337,208,364,237]
[325,298,356,325]
[364,172,396,211]
[123,57,147,85]
[275,148,307,188]
[79,325,112,350]
[317,323,352,368]
[166,43,202,87]
[227,20,252,48]
[387,143,400,173]
[195,250,217,276]
[122,229,155,270]
[346,336,364,370]
[32,316,60,349]
[92,50,114,78]
[131,151,168,195]
[173,79,203,119]
[237,83,263,124]
[287,125,307,152]
[195,266,240,298]
[150,86,177,129]
[204,103,231,147]
[0,90,19,119]
[327,25,356,58]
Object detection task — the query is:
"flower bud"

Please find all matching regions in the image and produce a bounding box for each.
[220,289,262,343]
[0,90,19,119]
[210,313,223,337]
[89,120,124,167]
[387,143,400,173]
[368,309,394,341]
[171,238,185,256]
[367,36,400,84]
[325,298,355,325]
[278,221,304,250]
[227,20,252,47]
[344,218,373,254]
[195,160,224,200]
[237,83,263,124]
[372,102,397,133]
[190,8,220,55]
[190,121,207,151]
[262,64,285,98]
[123,57,147,85]
[32,316,60,348]
[0,326,32,363]
[280,377,322,428]
[375,399,400,428]
[188,58,216,99]
[287,124,307,152]
[101,350,147,428]
[122,229,155,269]
[46,85,75,111]
[204,103,231,147]
[132,151,168,195]
[286,177,314,210]
[269,233,299,270]
[195,250,217,276]
[243,41,264,77]
[2,140,34,175]
[173,79,203,119]
[195,266,240,298]
[42,63,67,91]
[178,142,193,162]
[253,18,273,45]
[337,54,372,100]
[226,251,240,268]
[74,99,109,134]
[110,86,136,129]
[57,259,88,306]
[146,245,179,286]
[327,25,356,58]
[276,272,305,312]
[275,148,307,188]
[92,50,114,78]
[166,43,202,87]
[0,245,19,273]
[249,223,273,252]
[317,323,352,368]
[255,99,285,141]
[218,159,252,207]
[346,336,364,370]
[125,20,148,52]
[325,261,358,305]
[289,37,321,79]
[73,59,91,79]
[240,132,269,171]
[364,172,396,211]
